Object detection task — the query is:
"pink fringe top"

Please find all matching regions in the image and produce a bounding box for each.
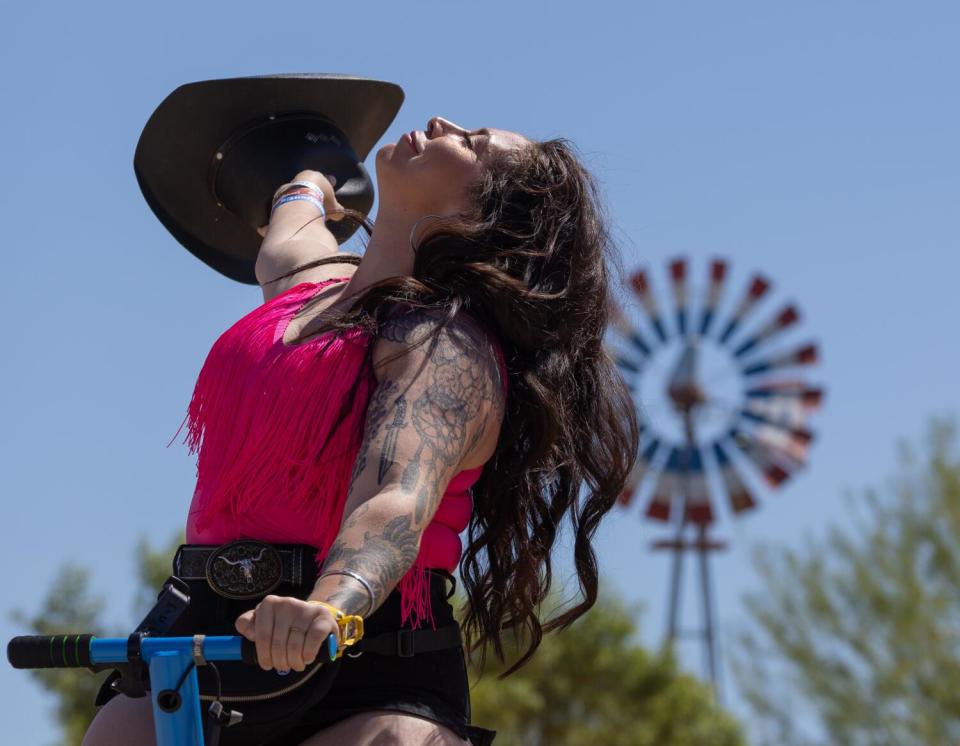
[171,278,507,629]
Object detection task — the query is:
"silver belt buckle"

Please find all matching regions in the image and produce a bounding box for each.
[204,540,283,600]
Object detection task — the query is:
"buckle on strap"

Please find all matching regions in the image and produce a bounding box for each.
[396,629,415,657]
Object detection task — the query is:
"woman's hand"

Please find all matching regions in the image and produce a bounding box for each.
[291,170,347,222]
[256,170,347,238]
[235,594,340,672]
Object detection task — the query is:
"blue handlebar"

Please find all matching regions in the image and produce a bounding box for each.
[90,635,254,666]
[8,632,339,746]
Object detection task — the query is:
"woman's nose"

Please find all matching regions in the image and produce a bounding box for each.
[428,116,464,138]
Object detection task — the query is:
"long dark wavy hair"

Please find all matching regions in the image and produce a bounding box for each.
[294,137,641,677]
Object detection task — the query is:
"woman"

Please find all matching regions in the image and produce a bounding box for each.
[82,116,640,745]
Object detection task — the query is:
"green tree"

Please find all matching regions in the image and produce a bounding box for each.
[733,417,960,746]
[464,591,745,745]
[12,566,114,746]
[11,531,184,746]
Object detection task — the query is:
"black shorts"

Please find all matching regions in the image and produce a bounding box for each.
[275,570,495,746]
[96,563,496,746]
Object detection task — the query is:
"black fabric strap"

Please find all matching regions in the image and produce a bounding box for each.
[351,624,462,657]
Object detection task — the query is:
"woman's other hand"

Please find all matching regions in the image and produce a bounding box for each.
[235,594,340,671]
[256,170,346,238]
[291,170,346,222]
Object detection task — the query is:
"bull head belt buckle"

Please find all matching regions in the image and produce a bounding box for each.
[205,540,283,600]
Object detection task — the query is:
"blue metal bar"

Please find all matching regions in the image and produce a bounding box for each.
[87,636,248,746]
[89,636,246,665]
[150,650,204,746]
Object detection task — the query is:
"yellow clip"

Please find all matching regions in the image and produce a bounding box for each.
[308,600,365,659]
[336,615,365,657]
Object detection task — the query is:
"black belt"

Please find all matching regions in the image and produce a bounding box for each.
[173,539,463,658]
[173,541,317,597]
[172,541,464,658]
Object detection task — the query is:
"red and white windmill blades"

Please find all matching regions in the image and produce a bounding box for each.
[733,304,801,359]
[719,274,771,345]
[618,438,661,507]
[742,343,818,377]
[698,259,728,337]
[609,256,825,528]
[712,441,756,514]
[746,381,824,412]
[642,445,712,523]
[669,258,689,337]
[630,269,668,343]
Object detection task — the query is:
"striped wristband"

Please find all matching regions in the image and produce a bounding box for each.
[271,193,326,220]
[272,180,325,204]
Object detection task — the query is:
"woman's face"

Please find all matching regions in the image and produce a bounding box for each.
[376,116,530,216]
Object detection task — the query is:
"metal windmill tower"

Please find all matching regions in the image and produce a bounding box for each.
[608,257,824,692]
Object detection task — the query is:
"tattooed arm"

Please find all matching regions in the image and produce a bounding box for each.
[307,307,506,617]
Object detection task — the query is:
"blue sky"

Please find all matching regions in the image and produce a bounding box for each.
[2,1,958,743]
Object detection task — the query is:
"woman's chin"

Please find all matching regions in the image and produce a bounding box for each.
[377,142,404,160]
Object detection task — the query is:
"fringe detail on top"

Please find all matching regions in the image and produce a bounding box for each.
[398,555,437,630]
[171,281,377,564]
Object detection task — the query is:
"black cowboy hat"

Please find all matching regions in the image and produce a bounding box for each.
[134,74,404,284]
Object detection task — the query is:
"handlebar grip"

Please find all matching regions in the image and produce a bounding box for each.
[8,635,94,669]
[240,637,259,666]
[237,634,338,666]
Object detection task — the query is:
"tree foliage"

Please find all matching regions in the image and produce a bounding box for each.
[10,531,184,746]
[733,417,960,746]
[11,566,114,746]
[464,590,745,746]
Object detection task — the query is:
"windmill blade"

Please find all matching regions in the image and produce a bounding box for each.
[719,274,771,345]
[729,429,793,487]
[754,423,812,463]
[744,394,810,428]
[742,343,818,377]
[733,304,801,358]
[683,445,714,525]
[712,441,757,514]
[618,438,661,507]
[742,411,814,463]
[699,259,728,337]
[611,348,644,376]
[609,300,652,358]
[629,269,668,343]
[646,446,680,521]
[746,382,825,412]
[669,258,689,337]
[752,427,808,470]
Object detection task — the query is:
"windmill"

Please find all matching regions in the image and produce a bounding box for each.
[608,257,824,691]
